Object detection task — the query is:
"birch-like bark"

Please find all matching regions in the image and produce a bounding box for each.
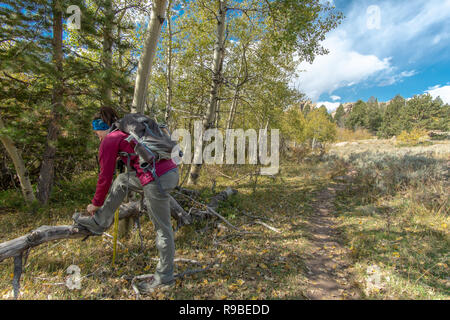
[188,0,227,185]
[164,0,173,123]
[226,90,239,129]
[0,116,36,204]
[226,45,248,130]
[0,186,237,296]
[0,187,237,262]
[131,0,168,114]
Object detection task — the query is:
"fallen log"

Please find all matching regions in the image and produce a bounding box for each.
[0,225,91,263]
[0,225,92,299]
[0,199,154,299]
[120,193,192,228]
[174,187,244,232]
[0,188,237,263]
[0,187,237,299]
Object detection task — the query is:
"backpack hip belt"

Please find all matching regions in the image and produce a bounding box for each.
[118,151,166,195]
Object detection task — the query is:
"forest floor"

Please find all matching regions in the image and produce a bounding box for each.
[0,139,448,300]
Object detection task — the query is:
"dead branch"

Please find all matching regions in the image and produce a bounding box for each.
[0,187,238,299]
[253,220,281,234]
[174,187,244,232]
[151,257,203,265]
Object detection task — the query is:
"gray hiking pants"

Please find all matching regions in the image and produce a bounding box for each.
[94,168,179,284]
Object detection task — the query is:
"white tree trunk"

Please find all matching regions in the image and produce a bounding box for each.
[0,116,36,204]
[131,0,168,114]
[188,0,227,185]
[164,0,173,123]
[202,0,227,130]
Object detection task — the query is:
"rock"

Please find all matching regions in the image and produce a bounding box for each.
[334,142,349,147]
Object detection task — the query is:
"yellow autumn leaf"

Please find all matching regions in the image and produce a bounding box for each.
[156,292,166,299]
[228,284,237,291]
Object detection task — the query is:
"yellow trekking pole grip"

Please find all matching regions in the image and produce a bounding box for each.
[112,208,120,266]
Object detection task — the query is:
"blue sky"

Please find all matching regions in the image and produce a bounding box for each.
[292,0,450,111]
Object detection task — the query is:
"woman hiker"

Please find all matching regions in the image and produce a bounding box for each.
[73,107,179,293]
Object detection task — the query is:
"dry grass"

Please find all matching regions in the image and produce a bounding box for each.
[0,163,331,300]
[329,139,449,299]
[1,139,448,300]
[335,128,374,142]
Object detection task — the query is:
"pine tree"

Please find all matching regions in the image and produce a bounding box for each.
[402,94,445,131]
[334,104,345,128]
[345,100,368,130]
[366,97,382,133]
[0,0,125,204]
[378,95,405,138]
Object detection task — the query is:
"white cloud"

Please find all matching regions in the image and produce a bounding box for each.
[294,34,391,101]
[426,85,450,104]
[316,101,341,113]
[344,0,450,57]
[331,95,341,101]
[293,0,450,102]
[432,33,450,45]
[377,69,417,87]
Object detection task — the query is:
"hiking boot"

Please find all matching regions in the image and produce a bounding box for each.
[72,212,105,235]
[136,275,175,294]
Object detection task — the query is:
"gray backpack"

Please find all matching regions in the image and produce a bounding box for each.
[110,113,181,192]
[114,113,177,160]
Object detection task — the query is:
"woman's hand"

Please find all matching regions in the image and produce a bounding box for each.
[87,204,100,216]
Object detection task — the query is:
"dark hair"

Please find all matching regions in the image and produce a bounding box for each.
[93,107,119,127]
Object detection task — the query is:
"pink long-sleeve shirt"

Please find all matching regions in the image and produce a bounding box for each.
[92,130,177,207]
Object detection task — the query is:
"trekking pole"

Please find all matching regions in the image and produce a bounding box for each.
[112,208,120,266]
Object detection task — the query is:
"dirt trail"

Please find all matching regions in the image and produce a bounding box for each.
[303,176,361,300]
